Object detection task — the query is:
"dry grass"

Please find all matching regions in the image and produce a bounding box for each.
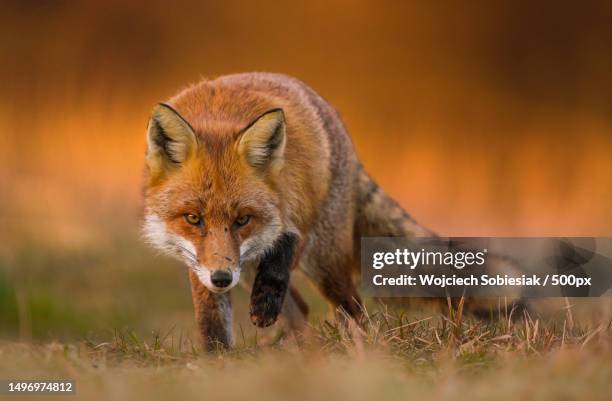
[1,301,610,401]
[1,240,610,400]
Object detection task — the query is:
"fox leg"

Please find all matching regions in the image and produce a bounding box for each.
[319,269,363,320]
[188,269,232,351]
[280,283,309,332]
[304,253,363,321]
[240,259,308,333]
[250,233,298,328]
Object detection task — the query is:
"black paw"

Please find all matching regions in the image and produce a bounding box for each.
[250,285,284,328]
[249,233,297,328]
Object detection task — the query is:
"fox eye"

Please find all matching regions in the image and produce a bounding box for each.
[235,215,251,227]
[184,213,201,226]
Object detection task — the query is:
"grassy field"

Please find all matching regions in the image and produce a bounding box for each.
[0,309,610,401]
[0,237,611,401]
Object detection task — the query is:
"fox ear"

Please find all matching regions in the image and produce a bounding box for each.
[146,103,197,178]
[237,109,286,173]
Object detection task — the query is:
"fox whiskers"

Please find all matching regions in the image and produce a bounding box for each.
[177,244,198,266]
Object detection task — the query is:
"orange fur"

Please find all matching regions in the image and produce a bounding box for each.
[142,73,430,349]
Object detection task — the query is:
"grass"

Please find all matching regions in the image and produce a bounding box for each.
[0,307,610,401]
[0,237,611,400]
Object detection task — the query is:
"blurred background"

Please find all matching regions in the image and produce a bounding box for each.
[1,1,611,341]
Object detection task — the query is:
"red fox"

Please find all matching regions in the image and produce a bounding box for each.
[142,72,446,350]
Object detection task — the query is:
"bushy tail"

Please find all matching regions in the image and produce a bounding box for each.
[354,165,529,318]
[355,165,434,238]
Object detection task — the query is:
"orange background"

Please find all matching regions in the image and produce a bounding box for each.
[2,1,612,249]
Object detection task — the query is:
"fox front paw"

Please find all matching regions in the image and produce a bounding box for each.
[249,233,296,328]
[249,285,284,328]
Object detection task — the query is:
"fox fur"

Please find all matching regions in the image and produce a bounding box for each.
[142,73,463,350]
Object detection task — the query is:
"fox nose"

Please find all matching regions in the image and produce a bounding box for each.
[210,270,233,288]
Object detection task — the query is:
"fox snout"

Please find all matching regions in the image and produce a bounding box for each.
[196,235,242,292]
[193,265,240,293]
[210,269,233,288]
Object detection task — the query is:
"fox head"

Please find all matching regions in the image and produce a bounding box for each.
[142,103,287,293]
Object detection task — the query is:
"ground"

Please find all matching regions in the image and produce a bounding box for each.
[0,238,610,401]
